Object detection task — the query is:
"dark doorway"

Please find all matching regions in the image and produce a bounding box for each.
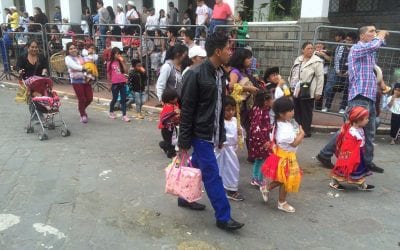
[143,0,154,8]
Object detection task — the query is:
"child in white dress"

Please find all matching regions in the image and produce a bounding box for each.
[215,96,244,201]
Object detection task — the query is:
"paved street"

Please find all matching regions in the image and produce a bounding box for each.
[0,86,399,250]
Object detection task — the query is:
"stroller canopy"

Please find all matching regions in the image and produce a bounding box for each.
[25,76,54,95]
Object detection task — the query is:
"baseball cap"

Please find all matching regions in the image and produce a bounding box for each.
[127,1,135,6]
[189,46,206,59]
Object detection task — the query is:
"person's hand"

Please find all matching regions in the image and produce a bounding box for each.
[377,30,389,37]
[315,94,322,101]
[18,69,25,76]
[299,126,305,137]
[377,30,389,40]
[248,86,259,95]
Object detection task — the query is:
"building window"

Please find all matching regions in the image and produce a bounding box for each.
[329,0,339,12]
[329,0,379,13]
[356,0,378,11]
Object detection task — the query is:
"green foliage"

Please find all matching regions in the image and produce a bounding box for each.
[268,0,301,21]
[236,0,301,22]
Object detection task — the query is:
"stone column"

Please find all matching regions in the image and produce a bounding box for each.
[298,0,330,42]
[154,0,168,17]
[60,0,83,24]
[0,0,14,24]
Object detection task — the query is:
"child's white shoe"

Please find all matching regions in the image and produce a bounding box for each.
[259,185,269,203]
[277,201,295,213]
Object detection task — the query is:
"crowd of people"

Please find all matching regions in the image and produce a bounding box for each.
[6,2,400,232]
[155,25,399,232]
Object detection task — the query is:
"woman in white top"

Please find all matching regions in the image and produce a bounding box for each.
[159,9,168,34]
[145,8,159,36]
[115,4,126,28]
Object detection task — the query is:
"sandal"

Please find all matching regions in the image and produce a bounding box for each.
[259,185,269,203]
[226,191,245,201]
[277,201,295,213]
[329,182,345,191]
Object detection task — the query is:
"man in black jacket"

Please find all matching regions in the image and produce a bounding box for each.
[178,33,244,231]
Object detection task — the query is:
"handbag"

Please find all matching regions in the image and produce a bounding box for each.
[165,154,202,203]
[298,73,315,99]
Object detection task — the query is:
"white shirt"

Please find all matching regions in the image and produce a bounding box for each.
[115,12,126,28]
[349,127,365,147]
[159,17,168,28]
[196,4,209,25]
[224,117,238,147]
[275,87,284,99]
[387,96,400,114]
[276,121,297,152]
[126,9,139,20]
[146,15,159,30]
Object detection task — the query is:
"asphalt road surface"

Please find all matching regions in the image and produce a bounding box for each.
[0,86,399,250]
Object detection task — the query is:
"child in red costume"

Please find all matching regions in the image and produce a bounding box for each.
[158,89,180,159]
[330,106,374,191]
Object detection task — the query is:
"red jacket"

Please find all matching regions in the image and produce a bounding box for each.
[333,128,362,178]
[158,103,180,129]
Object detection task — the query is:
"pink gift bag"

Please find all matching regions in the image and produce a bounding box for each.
[165,155,202,203]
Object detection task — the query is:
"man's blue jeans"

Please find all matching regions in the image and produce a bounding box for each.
[99,25,108,50]
[191,138,231,222]
[319,95,376,165]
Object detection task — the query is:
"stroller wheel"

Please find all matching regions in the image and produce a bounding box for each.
[38,133,48,141]
[26,126,34,133]
[61,129,71,137]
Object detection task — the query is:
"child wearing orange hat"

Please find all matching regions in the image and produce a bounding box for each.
[330,106,374,191]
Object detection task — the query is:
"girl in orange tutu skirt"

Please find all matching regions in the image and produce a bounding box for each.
[330,106,374,191]
[260,97,305,213]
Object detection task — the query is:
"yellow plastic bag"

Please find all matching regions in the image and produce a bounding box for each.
[15,83,28,104]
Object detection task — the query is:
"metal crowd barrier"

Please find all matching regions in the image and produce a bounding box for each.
[44,23,93,85]
[313,25,400,124]
[93,23,142,92]
[214,23,303,82]
[0,23,45,81]
[144,24,208,98]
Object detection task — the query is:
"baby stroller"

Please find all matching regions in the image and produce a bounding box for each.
[24,76,70,140]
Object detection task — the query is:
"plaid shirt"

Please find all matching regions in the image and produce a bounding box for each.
[348,38,384,102]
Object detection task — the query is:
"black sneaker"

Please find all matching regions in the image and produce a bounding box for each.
[216,218,244,231]
[177,198,206,210]
[166,151,177,159]
[366,162,384,173]
[316,154,334,169]
[358,183,375,191]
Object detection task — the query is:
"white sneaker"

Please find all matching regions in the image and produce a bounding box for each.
[321,108,328,112]
[339,109,346,114]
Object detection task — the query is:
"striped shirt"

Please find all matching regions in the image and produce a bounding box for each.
[348,38,384,102]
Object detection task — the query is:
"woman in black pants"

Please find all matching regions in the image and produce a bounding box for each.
[289,42,324,137]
